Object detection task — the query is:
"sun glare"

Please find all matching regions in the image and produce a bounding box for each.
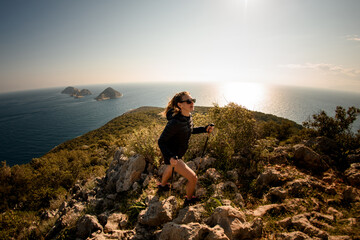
[218,82,265,110]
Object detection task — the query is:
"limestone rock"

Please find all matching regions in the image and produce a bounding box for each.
[285,178,312,197]
[76,214,103,239]
[214,181,238,197]
[193,156,216,171]
[207,206,262,239]
[293,144,329,172]
[269,146,291,165]
[173,204,206,224]
[275,231,312,239]
[253,204,286,217]
[328,236,352,240]
[138,196,178,226]
[159,222,206,240]
[206,225,230,240]
[104,212,128,233]
[342,186,360,202]
[279,214,329,239]
[256,167,286,190]
[205,168,223,182]
[104,149,128,192]
[226,170,238,182]
[116,154,146,192]
[159,222,229,240]
[327,207,344,219]
[265,186,288,202]
[345,163,360,188]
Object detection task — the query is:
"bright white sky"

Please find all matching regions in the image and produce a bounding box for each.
[1,0,360,93]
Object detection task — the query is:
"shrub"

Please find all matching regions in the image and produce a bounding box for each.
[207,103,257,170]
[302,106,360,169]
[303,106,360,138]
[258,120,297,141]
[125,122,163,167]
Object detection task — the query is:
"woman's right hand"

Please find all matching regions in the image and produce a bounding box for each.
[170,157,178,167]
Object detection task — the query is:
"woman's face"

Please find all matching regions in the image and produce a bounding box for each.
[178,94,195,113]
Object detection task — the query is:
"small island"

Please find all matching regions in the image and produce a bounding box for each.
[61,86,92,98]
[95,87,123,101]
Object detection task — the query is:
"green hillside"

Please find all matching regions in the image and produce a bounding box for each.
[1,104,359,239]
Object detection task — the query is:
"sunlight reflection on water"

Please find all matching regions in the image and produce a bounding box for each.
[215,82,266,110]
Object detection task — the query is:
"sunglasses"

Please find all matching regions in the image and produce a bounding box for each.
[179,98,196,104]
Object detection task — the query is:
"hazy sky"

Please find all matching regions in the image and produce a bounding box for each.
[1,0,360,93]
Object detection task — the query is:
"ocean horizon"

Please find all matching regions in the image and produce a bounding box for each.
[1,82,360,166]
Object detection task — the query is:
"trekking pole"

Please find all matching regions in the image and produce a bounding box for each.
[196,124,214,175]
[169,156,177,197]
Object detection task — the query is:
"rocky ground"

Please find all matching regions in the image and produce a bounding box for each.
[44,138,360,240]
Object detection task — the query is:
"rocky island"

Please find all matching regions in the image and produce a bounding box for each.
[95,87,123,101]
[61,86,92,98]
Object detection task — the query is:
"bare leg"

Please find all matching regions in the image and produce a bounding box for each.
[173,160,197,199]
[161,165,173,186]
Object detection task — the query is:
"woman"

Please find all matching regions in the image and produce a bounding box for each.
[158,91,214,206]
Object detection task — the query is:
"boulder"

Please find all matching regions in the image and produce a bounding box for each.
[253,204,286,217]
[205,168,223,183]
[327,207,344,219]
[328,236,352,240]
[207,206,262,239]
[293,144,329,172]
[275,231,312,239]
[173,204,206,224]
[226,170,238,182]
[269,146,291,165]
[138,196,178,226]
[104,149,128,192]
[214,181,238,197]
[193,156,216,171]
[104,212,128,233]
[342,186,360,202]
[173,177,187,195]
[159,222,228,240]
[345,163,360,188]
[279,214,329,239]
[116,154,146,192]
[286,179,312,197]
[76,214,103,239]
[206,225,230,240]
[88,230,135,240]
[264,186,288,202]
[256,167,285,190]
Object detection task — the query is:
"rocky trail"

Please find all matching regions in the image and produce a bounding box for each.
[45,140,360,240]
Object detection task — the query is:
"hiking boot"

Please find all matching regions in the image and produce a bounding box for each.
[157,183,170,192]
[183,196,201,207]
[183,198,192,207]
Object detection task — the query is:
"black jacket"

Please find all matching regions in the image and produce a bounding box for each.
[158,109,207,164]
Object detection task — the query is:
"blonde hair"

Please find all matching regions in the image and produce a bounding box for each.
[162,91,190,117]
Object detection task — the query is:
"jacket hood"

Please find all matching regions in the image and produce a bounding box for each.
[166,109,189,122]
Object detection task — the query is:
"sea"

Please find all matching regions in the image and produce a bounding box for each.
[1,82,359,166]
